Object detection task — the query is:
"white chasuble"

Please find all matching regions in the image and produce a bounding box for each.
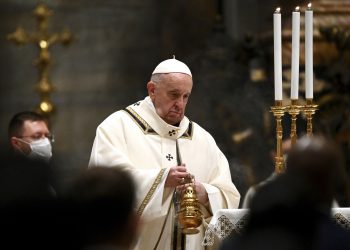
[89,96,240,250]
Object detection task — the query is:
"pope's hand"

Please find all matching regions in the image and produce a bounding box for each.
[165,164,190,188]
[194,181,209,205]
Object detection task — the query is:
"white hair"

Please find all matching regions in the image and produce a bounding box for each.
[150,73,165,84]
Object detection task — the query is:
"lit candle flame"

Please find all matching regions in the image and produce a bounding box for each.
[275,7,281,13]
[295,6,300,12]
[307,3,312,9]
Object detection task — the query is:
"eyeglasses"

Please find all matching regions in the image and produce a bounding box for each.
[18,133,55,143]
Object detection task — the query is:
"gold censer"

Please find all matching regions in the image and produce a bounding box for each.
[178,181,203,234]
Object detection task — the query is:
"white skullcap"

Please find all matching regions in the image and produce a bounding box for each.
[152,57,192,77]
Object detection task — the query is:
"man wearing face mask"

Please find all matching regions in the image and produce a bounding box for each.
[9,111,53,162]
[2,111,58,248]
[8,111,56,196]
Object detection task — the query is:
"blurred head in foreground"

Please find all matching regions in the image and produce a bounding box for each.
[66,166,138,249]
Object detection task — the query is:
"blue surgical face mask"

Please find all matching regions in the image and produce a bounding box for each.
[18,138,52,162]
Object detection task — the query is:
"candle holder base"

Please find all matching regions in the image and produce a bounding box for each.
[274,156,285,173]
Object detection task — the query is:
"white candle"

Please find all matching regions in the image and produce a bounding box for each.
[274,7,283,101]
[291,6,300,100]
[305,3,313,99]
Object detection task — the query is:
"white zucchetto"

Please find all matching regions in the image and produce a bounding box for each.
[152,57,192,77]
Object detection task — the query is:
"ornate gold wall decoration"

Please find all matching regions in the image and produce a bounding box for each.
[7,3,73,117]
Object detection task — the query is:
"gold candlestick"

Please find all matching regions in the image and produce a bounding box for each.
[303,99,318,137]
[287,99,302,147]
[271,101,286,173]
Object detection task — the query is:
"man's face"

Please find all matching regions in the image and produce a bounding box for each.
[11,120,51,155]
[147,73,193,125]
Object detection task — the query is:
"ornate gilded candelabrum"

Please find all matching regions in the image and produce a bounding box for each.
[287,99,302,147]
[271,99,318,172]
[270,100,287,173]
[178,176,203,234]
[7,3,72,117]
[303,99,318,137]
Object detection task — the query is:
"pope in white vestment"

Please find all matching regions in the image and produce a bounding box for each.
[89,58,240,250]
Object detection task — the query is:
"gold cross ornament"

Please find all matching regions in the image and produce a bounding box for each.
[7,3,73,117]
